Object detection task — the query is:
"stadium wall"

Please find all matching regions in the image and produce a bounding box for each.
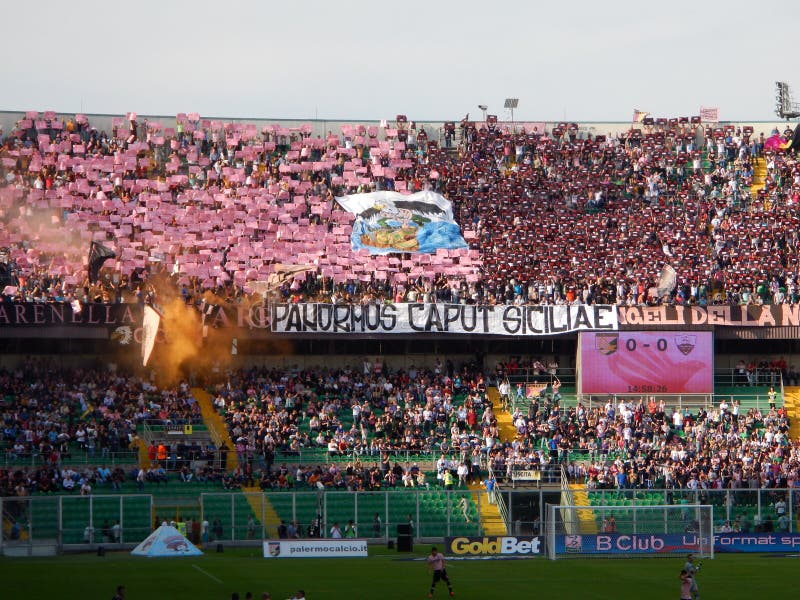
[0,345,798,375]
[0,110,792,140]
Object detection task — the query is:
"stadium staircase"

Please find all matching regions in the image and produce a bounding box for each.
[132,438,150,468]
[2,508,29,541]
[486,386,518,442]
[239,492,282,538]
[568,484,598,534]
[192,387,239,471]
[782,386,800,440]
[468,386,515,535]
[467,484,506,535]
[192,387,281,538]
[751,157,767,199]
[492,383,598,533]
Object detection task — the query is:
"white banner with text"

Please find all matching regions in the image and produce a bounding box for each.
[263,539,368,558]
[270,303,618,336]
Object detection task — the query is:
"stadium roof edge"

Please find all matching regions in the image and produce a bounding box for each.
[0,109,789,125]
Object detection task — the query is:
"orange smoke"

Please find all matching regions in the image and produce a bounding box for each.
[136,275,238,385]
[110,274,296,384]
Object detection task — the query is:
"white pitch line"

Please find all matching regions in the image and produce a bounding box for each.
[192,564,224,584]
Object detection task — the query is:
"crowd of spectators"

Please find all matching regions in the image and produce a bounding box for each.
[445,119,800,306]
[248,453,480,493]
[0,463,129,497]
[4,352,799,495]
[1,356,799,521]
[210,360,491,476]
[0,357,499,498]
[0,111,477,307]
[0,349,522,499]
[2,111,800,307]
[0,358,201,474]
[489,391,800,495]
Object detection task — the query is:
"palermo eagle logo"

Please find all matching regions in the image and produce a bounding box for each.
[595,334,618,355]
[111,326,133,345]
[565,535,583,553]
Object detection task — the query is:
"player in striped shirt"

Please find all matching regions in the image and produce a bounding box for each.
[426,546,454,598]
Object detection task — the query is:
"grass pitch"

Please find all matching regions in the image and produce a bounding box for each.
[0,545,795,599]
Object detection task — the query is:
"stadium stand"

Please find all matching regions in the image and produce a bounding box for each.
[0,359,204,471]
[3,110,800,554]
[1,112,800,305]
[210,365,489,463]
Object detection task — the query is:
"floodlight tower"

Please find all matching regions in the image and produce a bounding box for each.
[504,98,519,126]
[478,105,488,123]
[775,81,800,120]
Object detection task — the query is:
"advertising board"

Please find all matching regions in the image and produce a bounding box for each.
[445,536,542,556]
[263,539,368,558]
[556,533,800,554]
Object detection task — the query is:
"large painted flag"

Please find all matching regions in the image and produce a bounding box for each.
[336,190,468,255]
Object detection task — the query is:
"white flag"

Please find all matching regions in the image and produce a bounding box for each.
[656,265,677,298]
[141,304,162,366]
[201,302,215,339]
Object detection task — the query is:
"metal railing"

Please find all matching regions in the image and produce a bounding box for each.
[141,421,211,443]
[2,488,797,554]
[583,487,796,533]
[511,386,782,413]
[488,464,507,528]
[559,466,578,535]
[505,367,576,387]
[493,487,799,538]
[0,494,153,553]
[491,461,562,487]
[139,418,206,431]
[502,368,782,395]
[712,367,783,388]
[200,489,490,543]
[270,448,466,467]
[1,449,139,468]
[579,391,779,413]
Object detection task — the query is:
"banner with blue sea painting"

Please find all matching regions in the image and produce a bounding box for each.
[335,190,468,255]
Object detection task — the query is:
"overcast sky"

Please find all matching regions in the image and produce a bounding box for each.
[2,0,797,122]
